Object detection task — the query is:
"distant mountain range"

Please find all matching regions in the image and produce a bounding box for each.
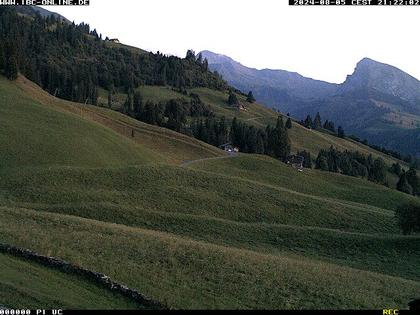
[201,51,420,156]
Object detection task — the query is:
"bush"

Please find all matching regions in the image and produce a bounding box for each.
[228,92,239,106]
[395,203,420,235]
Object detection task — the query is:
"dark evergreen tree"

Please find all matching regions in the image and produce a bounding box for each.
[323,120,335,132]
[185,49,196,61]
[397,172,413,195]
[370,158,387,184]
[315,152,329,171]
[107,89,113,108]
[390,163,402,176]
[202,58,209,71]
[196,53,203,65]
[165,99,187,132]
[5,54,18,80]
[270,116,291,160]
[297,150,312,168]
[313,112,322,130]
[406,167,420,196]
[276,116,284,130]
[3,40,18,80]
[142,101,156,124]
[219,117,229,145]
[133,91,143,115]
[304,115,313,129]
[228,91,239,106]
[246,91,256,103]
[0,42,4,71]
[122,93,133,114]
[255,130,265,154]
[189,93,213,117]
[230,117,239,146]
[395,203,420,235]
[285,117,292,129]
[337,126,345,138]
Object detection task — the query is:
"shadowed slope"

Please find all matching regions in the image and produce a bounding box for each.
[1,207,419,310]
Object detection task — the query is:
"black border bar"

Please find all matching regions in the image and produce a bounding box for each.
[5,309,419,315]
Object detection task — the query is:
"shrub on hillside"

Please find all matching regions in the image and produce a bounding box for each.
[395,203,420,235]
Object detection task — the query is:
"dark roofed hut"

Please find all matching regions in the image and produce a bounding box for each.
[286,155,304,171]
[219,143,239,153]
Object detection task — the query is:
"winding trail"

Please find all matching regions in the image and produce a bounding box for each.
[245,117,261,122]
[180,152,238,167]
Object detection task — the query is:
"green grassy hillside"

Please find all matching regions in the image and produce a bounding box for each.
[1,75,419,309]
[16,76,225,165]
[0,76,164,169]
[1,207,419,310]
[188,154,416,211]
[0,164,402,233]
[0,253,140,309]
[24,77,396,168]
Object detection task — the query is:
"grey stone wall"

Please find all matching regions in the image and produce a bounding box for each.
[0,243,165,310]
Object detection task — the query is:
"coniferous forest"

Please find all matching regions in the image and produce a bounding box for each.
[0,7,227,105]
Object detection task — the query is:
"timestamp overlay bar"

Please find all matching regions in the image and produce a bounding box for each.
[289,0,420,5]
[0,0,89,5]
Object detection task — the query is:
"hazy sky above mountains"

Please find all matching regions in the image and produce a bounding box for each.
[42,0,420,83]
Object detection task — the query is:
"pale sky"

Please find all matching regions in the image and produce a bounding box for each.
[42,0,420,84]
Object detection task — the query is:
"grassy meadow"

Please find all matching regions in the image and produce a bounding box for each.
[0,75,419,309]
[15,76,225,165]
[0,253,140,309]
[1,207,419,310]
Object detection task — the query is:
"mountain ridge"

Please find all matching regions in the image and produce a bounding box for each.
[201,50,420,156]
[340,57,420,106]
[200,50,339,101]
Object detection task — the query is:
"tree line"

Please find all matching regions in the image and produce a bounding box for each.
[315,146,388,185]
[123,91,291,161]
[301,111,419,166]
[392,164,420,197]
[0,7,227,105]
[193,116,291,160]
[300,112,345,138]
[348,134,417,165]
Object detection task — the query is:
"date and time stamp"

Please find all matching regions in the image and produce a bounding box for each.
[0,0,419,6]
[290,0,420,5]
